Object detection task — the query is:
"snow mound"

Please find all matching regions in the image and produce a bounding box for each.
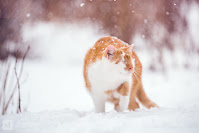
[0,107,199,133]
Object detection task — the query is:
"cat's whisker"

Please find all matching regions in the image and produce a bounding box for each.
[134,72,141,80]
[134,68,142,72]
[135,69,142,72]
[133,74,137,81]
[135,74,140,80]
[135,72,141,77]
[133,73,139,81]
[134,71,141,77]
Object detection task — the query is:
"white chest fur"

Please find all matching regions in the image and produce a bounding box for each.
[87,58,133,112]
[88,58,131,93]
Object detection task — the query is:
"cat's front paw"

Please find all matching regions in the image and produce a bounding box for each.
[128,102,140,111]
[147,102,159,109]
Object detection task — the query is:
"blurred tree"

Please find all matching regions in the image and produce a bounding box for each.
[0,0,199,70]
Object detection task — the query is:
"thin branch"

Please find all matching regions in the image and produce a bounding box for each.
[14,54,21,113]
[19,46,30,79]
[0,62,10,115]
[2,46,30,115]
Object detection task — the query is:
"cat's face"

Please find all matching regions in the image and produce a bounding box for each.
[105,45,134,72]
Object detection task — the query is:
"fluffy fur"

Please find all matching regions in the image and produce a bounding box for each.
[83,37,158,112]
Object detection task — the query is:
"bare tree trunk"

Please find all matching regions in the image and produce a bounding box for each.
[117,0,131,44]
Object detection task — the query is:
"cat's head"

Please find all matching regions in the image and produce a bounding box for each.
[104,45,134,72]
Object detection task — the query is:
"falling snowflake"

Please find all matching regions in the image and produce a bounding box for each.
[141,35,145,38]
[144,19,148,24]
[80,3,84,7]
[26,13,31,17]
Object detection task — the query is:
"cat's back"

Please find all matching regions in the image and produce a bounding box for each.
[85,37,129,64]
[94,37,129,51]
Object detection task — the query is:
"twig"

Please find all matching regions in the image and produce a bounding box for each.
[14,53,21,113]
[2,46,30,115]
[0,62,10,115]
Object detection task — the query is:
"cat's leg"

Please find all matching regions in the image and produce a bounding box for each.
[113,94,129,112]
[92,93,105,113]
[115,82,130,112]
[106,93,120,111]
[128,80,140,110]
[110,94,129,112]
[128,95,139,110]
[136,82,158,109]
[118,95,130,112]
[114,102,119,111]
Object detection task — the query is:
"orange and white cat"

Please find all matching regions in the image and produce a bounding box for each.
[84,37,158,112]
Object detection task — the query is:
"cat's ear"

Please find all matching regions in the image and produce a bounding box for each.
[106,45,115,59]
[128,44,134,52]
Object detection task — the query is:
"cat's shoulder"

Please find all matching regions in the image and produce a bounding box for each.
[94,36,129,49]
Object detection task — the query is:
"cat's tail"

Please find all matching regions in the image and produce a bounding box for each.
[136,83,158,109]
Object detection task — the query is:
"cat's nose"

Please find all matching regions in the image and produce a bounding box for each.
[129,67,133,70]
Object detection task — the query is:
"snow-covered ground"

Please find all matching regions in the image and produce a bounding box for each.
[0,65,199,132]
[0,22,199,132]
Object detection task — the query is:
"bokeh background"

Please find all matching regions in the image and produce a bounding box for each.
[1,0,199,70]
[0,0,199,114]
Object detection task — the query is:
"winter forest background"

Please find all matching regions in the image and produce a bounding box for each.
[1,0,199,69]
[0,0,199,132]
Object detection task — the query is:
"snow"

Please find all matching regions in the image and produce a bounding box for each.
[80,3,85,7]
[26,13,31,18]
[0,107,199,133]
[0,22,199,132]
[0,67,199,132]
